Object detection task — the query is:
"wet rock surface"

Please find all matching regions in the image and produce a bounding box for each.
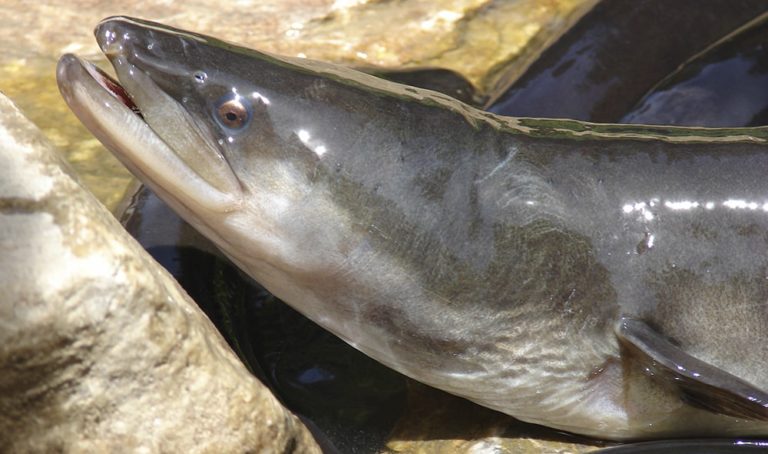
[0,93,320,453]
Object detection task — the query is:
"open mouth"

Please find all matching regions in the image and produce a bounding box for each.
[82,59,143,118]
[56,52,244,213]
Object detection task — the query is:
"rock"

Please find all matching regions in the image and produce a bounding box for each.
[0,93,320,453]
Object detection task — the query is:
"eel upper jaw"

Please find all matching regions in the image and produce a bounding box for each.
[55,53,243,214]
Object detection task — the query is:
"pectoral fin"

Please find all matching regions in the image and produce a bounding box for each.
[617,317,768,420]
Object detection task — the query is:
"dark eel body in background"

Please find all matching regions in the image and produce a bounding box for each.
[623,13,768,127]
[487,0,768,121]
[55,9,768,450]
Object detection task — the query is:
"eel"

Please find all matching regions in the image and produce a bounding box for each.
[56,17,768,440]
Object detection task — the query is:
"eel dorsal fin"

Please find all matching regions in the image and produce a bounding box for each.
[617,317,768,420]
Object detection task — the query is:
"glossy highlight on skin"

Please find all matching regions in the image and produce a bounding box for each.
[57,16,768,440]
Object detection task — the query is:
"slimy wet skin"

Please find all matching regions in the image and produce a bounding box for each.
[57,17,768,440]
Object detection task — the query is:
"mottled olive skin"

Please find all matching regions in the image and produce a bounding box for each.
[62,17,768,439]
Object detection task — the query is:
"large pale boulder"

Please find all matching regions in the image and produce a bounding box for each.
[0,92,320,453]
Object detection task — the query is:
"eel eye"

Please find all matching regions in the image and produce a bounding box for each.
[214,94,252,131]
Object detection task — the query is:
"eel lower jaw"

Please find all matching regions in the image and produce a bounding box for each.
[56,53,243,214]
